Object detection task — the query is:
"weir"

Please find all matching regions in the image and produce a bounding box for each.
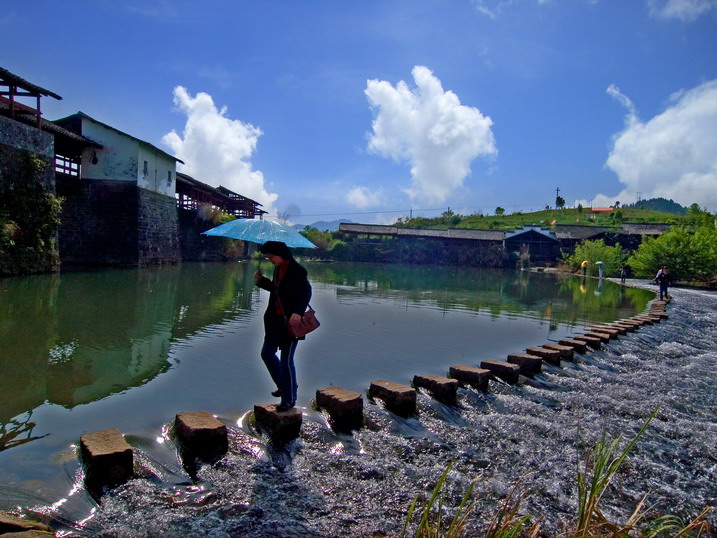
[75,300,670,504]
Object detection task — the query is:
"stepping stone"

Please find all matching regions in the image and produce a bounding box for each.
[80,428,133,496]
[507,353,542,375]
[559,338,588,354]
[368,380,417,417]
[0,512,53,534]
[448,365,491,391]
[480,360,521,384]
[412,374,459,405]
[174,411,228,464]
[584,331,611,343]
[316,386,363,433]
[527,346,562,365]
[587,327,619,339]
[254,403,303,445]
[573,335,602,349]
[542,343,574,361]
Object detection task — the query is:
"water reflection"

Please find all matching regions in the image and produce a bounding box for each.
[0,262,651,456]
[0,264,257,428]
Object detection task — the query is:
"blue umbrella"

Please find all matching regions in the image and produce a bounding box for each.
[202,218,317,249]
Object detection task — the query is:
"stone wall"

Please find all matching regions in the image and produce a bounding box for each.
[138,188,180,265]
[58,178,182,267]
[57,178,140,266]
[0,116,60,275]
[178,208,247,262]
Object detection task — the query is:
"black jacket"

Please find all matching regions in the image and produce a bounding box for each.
[256,259,312,342]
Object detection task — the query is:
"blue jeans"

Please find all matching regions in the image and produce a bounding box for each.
[261,327,298,406]
[659,283,668,300]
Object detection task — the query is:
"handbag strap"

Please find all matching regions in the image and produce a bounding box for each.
[273,282,313,321]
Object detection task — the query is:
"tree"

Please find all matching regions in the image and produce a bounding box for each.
[628,222,717,283]
[495,207,505,216]
[556,196,566,209]
[564,239,624,277]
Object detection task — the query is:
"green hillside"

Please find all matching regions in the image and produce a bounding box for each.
[395,207,683,231]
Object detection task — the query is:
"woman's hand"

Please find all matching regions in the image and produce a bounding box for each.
[289,313,301,326]
[254,270,263,281]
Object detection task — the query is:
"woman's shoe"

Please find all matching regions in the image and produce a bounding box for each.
[276,402,294,412]
[271,389,283,397]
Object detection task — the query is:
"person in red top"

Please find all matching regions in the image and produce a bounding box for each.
[253,241,312,411]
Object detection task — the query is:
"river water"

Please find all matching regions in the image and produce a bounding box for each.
[0,262,714,536]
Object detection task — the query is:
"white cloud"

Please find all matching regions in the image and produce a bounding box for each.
[347,186,382,209]
[162,86,278,216]
[647,0,717,21]
[364,66,497,204]
[596,79,717,211]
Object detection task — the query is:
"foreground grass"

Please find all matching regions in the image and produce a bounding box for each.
[401,410,713,537]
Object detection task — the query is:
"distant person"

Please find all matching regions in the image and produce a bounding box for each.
[580,260,588,277]
[654,266,670,300]
[597,261,604,279]
[253,241,312,411]
[620,264,628,284]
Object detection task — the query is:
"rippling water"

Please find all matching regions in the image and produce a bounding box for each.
[1,266,714,536]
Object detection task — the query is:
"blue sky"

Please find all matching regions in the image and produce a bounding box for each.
[2,0,716,223]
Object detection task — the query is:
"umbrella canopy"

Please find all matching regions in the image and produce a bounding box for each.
[202,218,317,249]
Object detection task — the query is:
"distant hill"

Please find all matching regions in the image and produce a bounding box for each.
[623,197,687,215]
[300,219,353,232]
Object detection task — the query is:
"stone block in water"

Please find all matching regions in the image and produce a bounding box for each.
[527,346,563,365]
[412,374,459,405]
[0,511,54,534]
[254,403,303,445]
[315,386,363,433]
[558,338,588,354]
[448,364,491,391]
[573,335,602,349]
[368,380,417,417]
[507,353,542,375]
[541,343,574,361]
[174,411,228,464]
[80,428,133,496]
[584,331,611,343]
[611,322,636,332]
[480,360,521,384]
[587,327,620,339]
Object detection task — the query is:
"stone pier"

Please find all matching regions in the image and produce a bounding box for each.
[480,360,521,384]
[174,412,228,465]
[254,404,303,445]
[542,343,574,361]
[412,374,459,405]
[316,386,364,433]
[507,353,543,375]
[368,380,417,417]
[573,335,602,349]
[526,346,562,365]
[558,338,588,354]
[448,365,491,391]
[80,428,133,497]
[583,331,611,343]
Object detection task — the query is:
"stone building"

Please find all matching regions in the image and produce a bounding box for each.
[53,112,183,266]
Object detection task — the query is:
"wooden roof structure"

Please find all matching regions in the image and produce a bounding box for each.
[0,66,61,128]
[176,173,265,218]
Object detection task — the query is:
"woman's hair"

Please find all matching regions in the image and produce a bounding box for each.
[259,241,293,260]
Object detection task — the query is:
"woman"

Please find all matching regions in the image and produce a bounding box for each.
[253,241,312,411]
